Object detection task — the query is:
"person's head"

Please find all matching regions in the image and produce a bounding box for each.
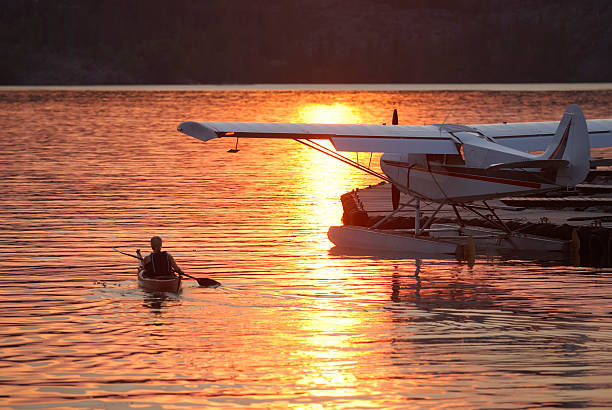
[150,236,163,252]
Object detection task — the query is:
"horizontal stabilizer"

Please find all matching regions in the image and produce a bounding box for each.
[487,159,569,171]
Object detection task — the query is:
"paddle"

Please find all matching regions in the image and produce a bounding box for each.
[112,247,143,260]
[178,272,220,288]
[112,247,221,287]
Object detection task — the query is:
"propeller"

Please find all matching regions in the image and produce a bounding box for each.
[391,108,400,210]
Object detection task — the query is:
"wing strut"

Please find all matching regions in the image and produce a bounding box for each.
[294,139,391,182]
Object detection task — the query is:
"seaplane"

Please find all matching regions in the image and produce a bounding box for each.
[177,104,612,256]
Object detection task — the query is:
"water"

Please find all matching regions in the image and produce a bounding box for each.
[1,87,611,408]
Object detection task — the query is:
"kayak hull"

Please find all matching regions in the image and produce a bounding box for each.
[138,269,181,293]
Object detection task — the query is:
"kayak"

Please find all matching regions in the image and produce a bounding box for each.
[137,269,181,293]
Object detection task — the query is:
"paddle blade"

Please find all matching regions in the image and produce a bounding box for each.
[197,278,221,288]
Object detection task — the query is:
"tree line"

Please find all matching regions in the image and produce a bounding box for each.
[1,0,610,84]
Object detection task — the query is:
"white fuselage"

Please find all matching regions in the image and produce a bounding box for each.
[380,132,559,202]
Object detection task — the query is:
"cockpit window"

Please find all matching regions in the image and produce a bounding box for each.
[445,153,465,165]
[426,153,465,165]
[426,154,444,163]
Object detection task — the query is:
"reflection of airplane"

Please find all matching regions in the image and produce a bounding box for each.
[178,105,612,254]
[389,260,502,311]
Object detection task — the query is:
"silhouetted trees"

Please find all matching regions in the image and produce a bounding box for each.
[1,0,610,84]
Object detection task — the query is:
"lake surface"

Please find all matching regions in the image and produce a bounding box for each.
[1,87,611,408]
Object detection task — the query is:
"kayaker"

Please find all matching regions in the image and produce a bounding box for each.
[138,236,184,278]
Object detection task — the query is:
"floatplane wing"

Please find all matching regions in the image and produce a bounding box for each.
[178,118,612,154]
[474,119,612,151]
[178,108,612,193]
[178,121,459,154]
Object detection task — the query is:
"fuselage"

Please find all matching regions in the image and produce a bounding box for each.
[381,154,558,202]
[380,131,562,202]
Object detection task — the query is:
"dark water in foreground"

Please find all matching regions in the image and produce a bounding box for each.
[0,88,611,408]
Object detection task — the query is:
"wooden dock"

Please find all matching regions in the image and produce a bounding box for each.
[501,197,612,208]
[348,183,612,228]
[340,182,612,266]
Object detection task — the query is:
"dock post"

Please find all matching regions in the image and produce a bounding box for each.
[415,198,420,237]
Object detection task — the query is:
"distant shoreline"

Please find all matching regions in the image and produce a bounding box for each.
[1,83,612,92]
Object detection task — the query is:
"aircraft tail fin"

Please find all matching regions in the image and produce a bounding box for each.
[537,104,590,186]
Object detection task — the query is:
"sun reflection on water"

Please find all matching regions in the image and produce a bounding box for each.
[286,102,380,240]
[283,261,397,404]
[297,103,363,124]
[293,297,369,401]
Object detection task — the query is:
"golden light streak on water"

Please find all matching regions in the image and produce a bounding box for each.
[291,294,385,403]
[297,103,364,124]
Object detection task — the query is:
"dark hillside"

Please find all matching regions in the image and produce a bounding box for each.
[1,0,610,84]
